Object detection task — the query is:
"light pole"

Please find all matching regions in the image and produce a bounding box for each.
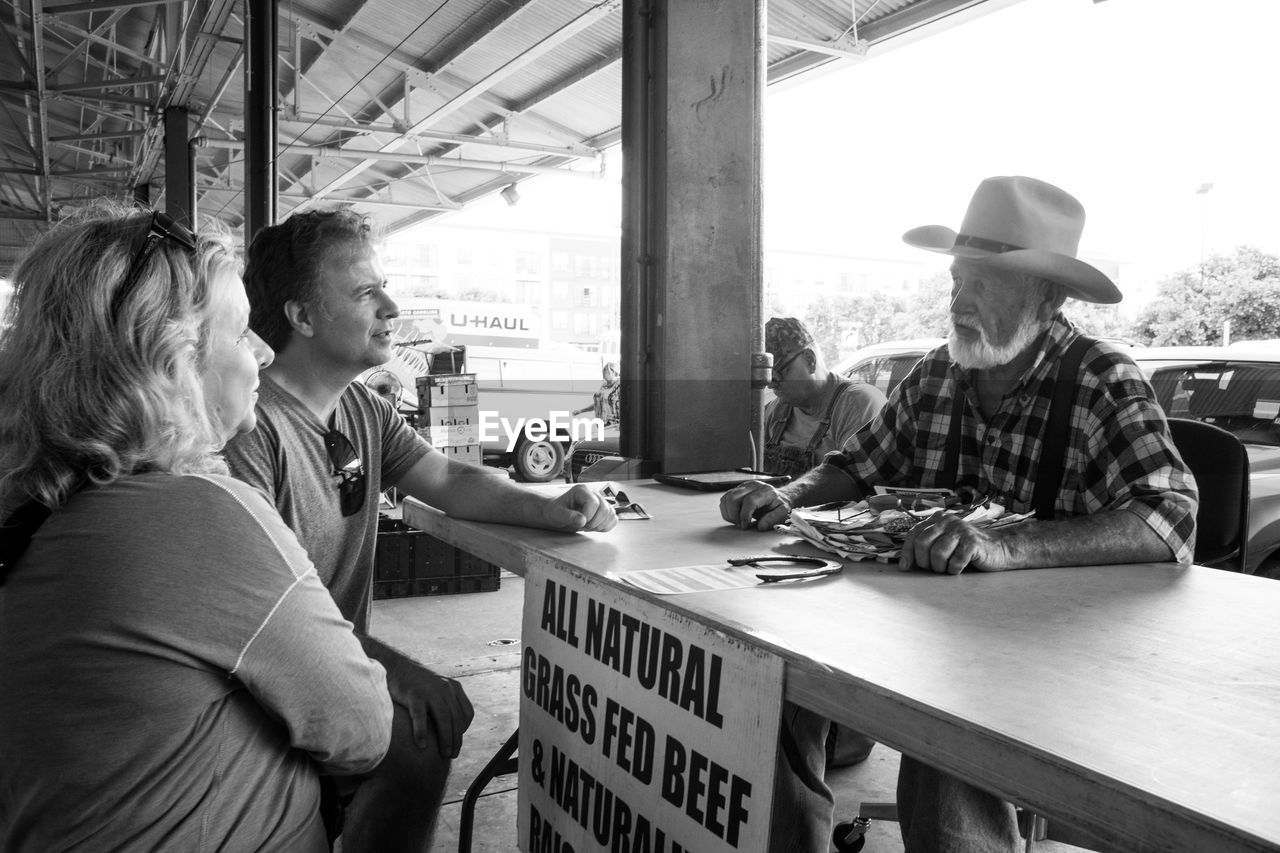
[1196,182,1213,285]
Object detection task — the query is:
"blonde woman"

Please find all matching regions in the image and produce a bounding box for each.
[0,203,391,851]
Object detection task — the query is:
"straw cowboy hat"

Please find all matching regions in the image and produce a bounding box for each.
[902,176,1122,304]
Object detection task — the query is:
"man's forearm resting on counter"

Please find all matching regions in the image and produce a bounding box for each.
[396,452,616,533]
[781,464,865,512]
[899,506,1178,574]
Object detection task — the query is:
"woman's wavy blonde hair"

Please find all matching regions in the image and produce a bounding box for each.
[0,201,228,513]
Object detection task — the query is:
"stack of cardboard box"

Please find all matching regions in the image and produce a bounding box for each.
[372,371,503,599]
[415,373,480,465]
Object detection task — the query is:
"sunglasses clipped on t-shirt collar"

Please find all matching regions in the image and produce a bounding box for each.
[323,427,367,517]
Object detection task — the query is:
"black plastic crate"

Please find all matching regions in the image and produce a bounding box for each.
[419,534,459,579]
[374,522,460,582]
[456,547,498,578]
[374,528,417,581]
[373,570,501,600]
[374,517,503,596]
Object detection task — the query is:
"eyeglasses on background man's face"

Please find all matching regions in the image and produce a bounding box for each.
[770,349,807,384]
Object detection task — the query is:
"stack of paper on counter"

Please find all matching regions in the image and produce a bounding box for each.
[780,488,1036,563]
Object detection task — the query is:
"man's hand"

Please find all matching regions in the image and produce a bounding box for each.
[386,665,475,759]
[720,481,792,531]
[541,484,618,532]
[898,512,1012,575]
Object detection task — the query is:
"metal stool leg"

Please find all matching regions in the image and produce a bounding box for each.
[458,727,521,853]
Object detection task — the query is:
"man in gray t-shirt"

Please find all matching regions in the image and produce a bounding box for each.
[225,207,617,853]
[228,376,427,634]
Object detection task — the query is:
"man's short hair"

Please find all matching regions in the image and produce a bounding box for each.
[244,206,376,352]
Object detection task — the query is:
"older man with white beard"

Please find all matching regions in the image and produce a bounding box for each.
[722,176,1198,853]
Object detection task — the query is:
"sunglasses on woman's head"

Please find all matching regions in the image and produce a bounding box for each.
[324,430,367,517]
[110,210,197,321]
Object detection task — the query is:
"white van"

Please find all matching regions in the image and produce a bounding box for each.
[360,299,607,481]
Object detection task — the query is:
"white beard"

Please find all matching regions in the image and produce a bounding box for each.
[949,313,1045,370]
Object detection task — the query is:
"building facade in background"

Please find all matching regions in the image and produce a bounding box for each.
[381,221,942,358]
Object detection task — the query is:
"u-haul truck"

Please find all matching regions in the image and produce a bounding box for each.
[361,299,607,481]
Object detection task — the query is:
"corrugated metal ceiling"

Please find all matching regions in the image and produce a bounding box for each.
[0,0,1012,273]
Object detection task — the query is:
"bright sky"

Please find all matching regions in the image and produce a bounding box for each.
[432,0,1280,302]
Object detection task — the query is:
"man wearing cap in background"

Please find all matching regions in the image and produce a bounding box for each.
[762,316,887,846]
[724,176,1198,852]
[763,316,886,479]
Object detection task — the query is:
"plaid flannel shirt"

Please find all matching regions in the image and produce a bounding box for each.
[823,315,1198,564]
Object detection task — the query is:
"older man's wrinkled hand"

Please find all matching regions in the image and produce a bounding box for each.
[897,511,1011,574]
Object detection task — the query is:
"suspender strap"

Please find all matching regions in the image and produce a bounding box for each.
[1031,335,1092,520]
[765,380,852,452]
[803,382,852,456]
[941,335,1093,510]
[944,389,966,490]
[765,400,790,445]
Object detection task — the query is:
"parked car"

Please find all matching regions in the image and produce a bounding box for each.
[1133,344,1280,578]
[565,425,621,482]
[834,337,944,393]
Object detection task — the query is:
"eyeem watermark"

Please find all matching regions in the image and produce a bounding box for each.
[480,411,607,452]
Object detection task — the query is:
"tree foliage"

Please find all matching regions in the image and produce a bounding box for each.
[1132,246,1280,345]
[794,246,1280,360]
[798,270,1155,363]
[1060,301,1136,342]
[800,273,952,364]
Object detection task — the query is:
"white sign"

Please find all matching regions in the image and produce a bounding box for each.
[396,299,544,349]
[519,562,783,853]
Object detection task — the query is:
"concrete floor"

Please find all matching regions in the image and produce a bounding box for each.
[370,575,1088,853]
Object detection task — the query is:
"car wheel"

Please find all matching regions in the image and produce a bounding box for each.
[512,434,565,483]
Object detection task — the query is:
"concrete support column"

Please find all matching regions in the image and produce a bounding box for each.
[244,0,278,240]
[621,0,765,474]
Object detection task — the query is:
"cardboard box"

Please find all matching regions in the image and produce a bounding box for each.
[444,444,482,466]
[422,422,480,447]
[419,404,480,428]
[416,373,478,408]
